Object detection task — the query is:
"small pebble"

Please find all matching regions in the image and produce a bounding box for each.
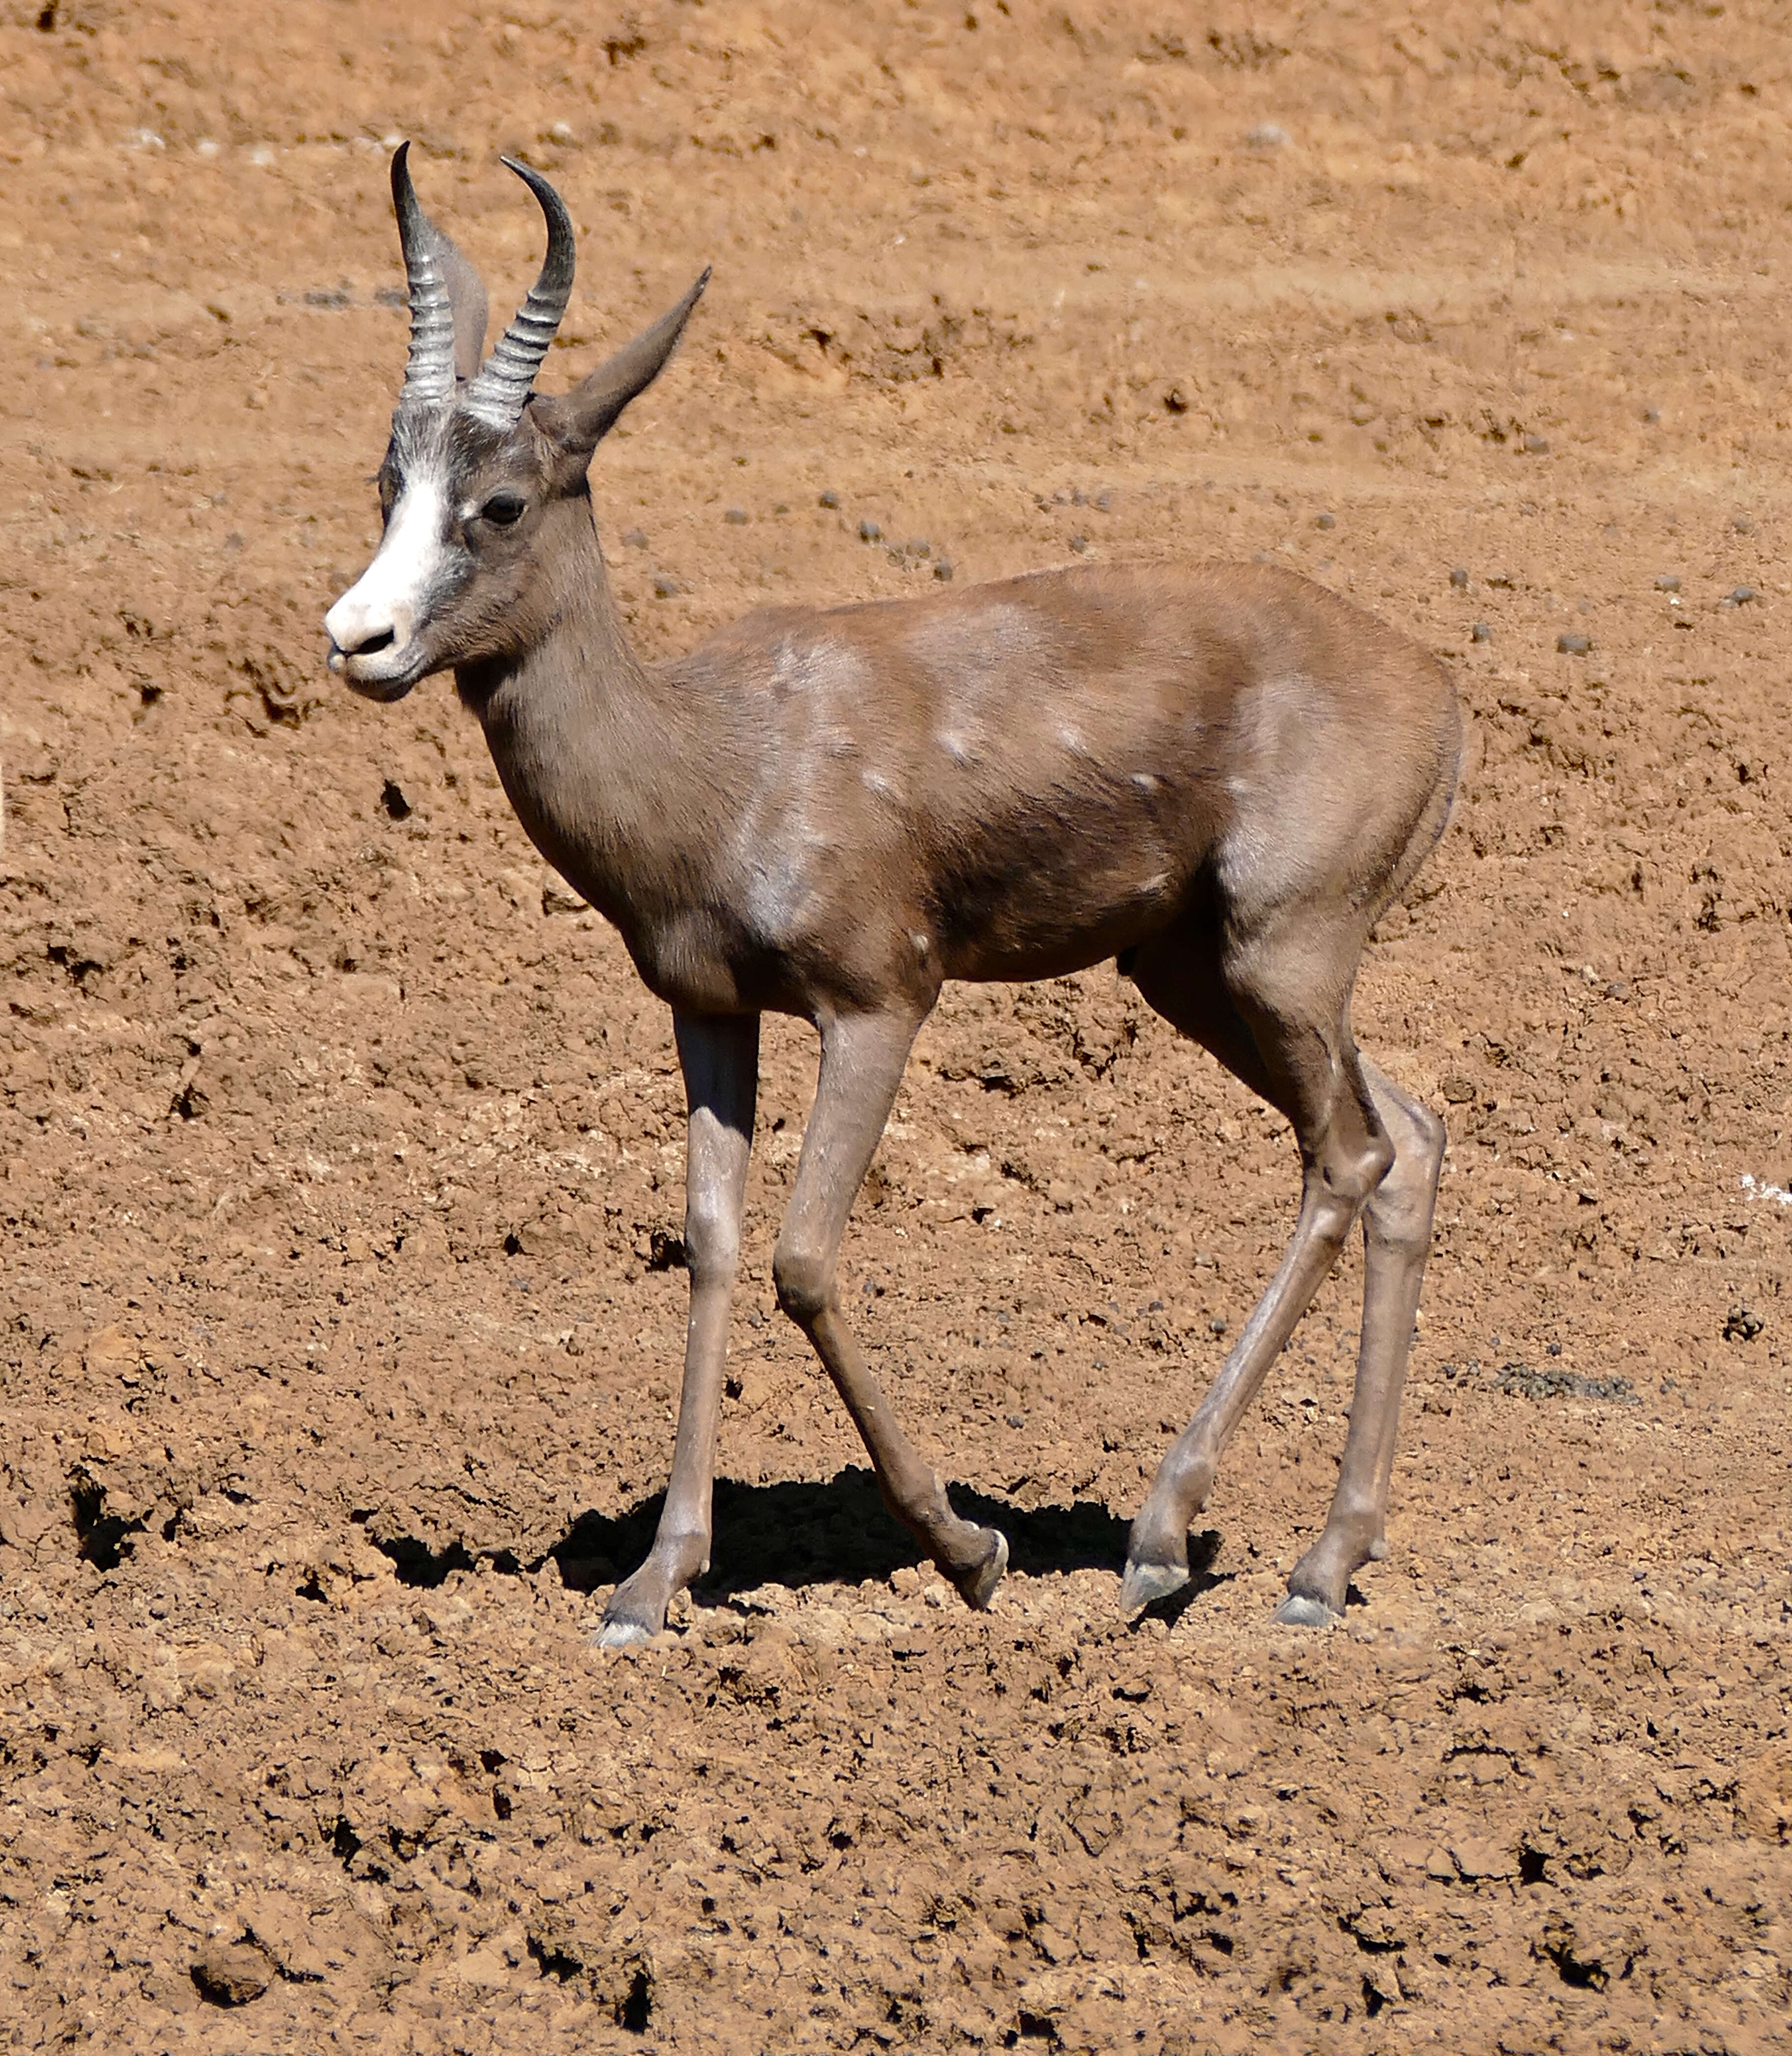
[1069,535,1089,554]
[773,501,789,514]
[1471,622,1490,643]
[1642,406,1660,424]
[1315,511,1336,530]
[1449,566,1469,589]
[934,559,954,581]
[1724,584,1758,607]
[1245,123,1288,149]
[621,528,648,549]
[1522,433,1549,455]
[1557,632,1590,655]
[1732,514,1755,534]
[1654,574,1680,592]
[906,538,930,557]
[724,507,748,525]
[1093,489,1112,512]
[818,489,840,508]
[858,518,882,543]
[652,572,680,598]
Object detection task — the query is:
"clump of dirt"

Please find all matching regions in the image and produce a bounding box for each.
[2,3,1790,2051]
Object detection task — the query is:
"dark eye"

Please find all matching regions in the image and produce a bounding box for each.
[480,492,526,527]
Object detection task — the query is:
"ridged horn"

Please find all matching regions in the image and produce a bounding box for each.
[459,157,576,432]
[391,142,458,409]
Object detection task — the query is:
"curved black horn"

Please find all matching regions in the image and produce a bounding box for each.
[460,158,576,431]
[391,143,458,408]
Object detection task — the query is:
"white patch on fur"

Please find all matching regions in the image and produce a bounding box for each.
[325,468,450,661]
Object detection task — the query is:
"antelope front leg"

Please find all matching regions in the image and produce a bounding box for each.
[773,1007,1008,1610]
[596,1012,758,1649]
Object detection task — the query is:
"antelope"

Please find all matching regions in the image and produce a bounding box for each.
[325,148,1460,1648]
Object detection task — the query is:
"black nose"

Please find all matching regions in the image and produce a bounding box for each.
[340,627,397,658]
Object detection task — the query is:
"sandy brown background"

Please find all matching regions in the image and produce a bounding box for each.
[2,1,1790,2049]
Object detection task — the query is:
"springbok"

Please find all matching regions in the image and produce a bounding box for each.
[325,149,1460,1646]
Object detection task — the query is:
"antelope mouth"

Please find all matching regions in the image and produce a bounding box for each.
[329,634,429,701]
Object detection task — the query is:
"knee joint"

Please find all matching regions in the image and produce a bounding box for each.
[773,1246,832,1325]
[682,1199,741,1289]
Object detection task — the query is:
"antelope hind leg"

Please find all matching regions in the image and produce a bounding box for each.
[1274,1057,1444,1625]
[1121,921,1393,1620]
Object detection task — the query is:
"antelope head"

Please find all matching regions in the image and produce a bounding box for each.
[325,145,707,700]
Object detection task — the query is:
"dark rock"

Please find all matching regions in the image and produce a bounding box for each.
[651,572,680,598]
[1470,622,1491,643]
[1315,511,1335,530]
[1449,566,1469,589]
[818,489,840,508]
[1654,574,1680,592]
[858,518,882,543]
[724,507,748,525]
[934,560,954,581]
[1069,535,1089,554]
[192,1942,271,2007]
[1557,633,1591,655]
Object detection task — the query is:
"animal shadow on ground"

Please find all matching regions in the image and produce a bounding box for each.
[365,1468,1231,1612]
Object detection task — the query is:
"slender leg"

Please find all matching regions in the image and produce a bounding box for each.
[1278,1057,1445,1622]
[1121,922,1394,1617]
[597,1011,759,1649]
[772,1006,1008,1608]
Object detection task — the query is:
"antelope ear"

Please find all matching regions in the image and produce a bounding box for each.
[437,233,490,383]
[534,270,709,467]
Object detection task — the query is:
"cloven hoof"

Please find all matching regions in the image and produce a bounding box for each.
[1117,1557,1190,1618]
[952,1527,1009,1611]
[1273,1592,1343,1629]
[593,1614,657,1651]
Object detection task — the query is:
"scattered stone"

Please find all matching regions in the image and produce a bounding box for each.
[549,120,576,144]
[1522,434,1549,455]
[1440,1075,1477,1104]
[934,559,954,581]
[724,507,748,525]
[1724,1305,1764,1343]
[1164,385,1189,414]
[304,285,352,308]
[1557,633,1591,655]
[652,572,680,598]
[905,538,930,557]
[1642,405,1660,424]
[1470,622,1491,643]
[1245,122,1288,148]
[191,1942,271,2007]
[858,518,883,543]
[1449,566,1469,589]
[773,501,789,514]
[818,489,840,508]
[1093,489,1113,512]
[1315,511,1335,530]
[1732,514,1755,534]
[1654,574,1680,592]
[1722,584,1757,607]
[1069,535,1089,554]
[621,527,648,549]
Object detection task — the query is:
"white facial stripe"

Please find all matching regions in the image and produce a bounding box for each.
[325,470,450,656]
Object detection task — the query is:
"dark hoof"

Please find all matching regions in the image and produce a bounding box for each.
[1273,1592,1341,1629]
[1119,1557,1189,1618]
[952,1527,1008,1611]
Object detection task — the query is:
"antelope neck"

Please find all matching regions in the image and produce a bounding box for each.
[461,499,709,935]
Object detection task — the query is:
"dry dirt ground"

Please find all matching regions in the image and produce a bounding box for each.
[2,2,1791,2050]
